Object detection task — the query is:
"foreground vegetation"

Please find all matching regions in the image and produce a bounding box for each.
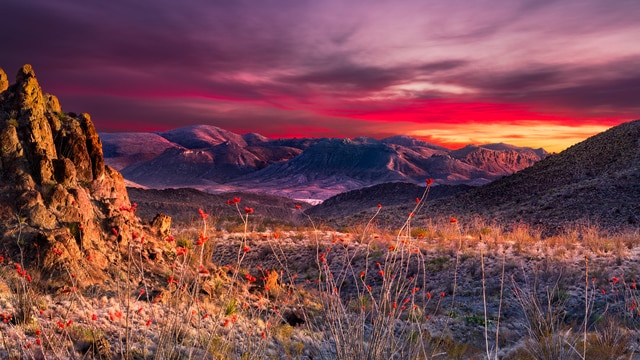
[1,187,639,359]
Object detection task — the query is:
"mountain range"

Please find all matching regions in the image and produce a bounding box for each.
[308,119,640,233]
[102,125,547,202]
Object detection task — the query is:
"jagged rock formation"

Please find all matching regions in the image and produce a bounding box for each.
[0,65,152,285]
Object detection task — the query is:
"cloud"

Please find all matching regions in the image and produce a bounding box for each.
[1,0,638,152]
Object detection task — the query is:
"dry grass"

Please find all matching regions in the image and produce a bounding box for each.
[1,197,640,359]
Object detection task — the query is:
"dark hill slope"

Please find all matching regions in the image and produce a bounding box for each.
[306,182,473,222]
[424,119,640,231]
[127,187,309,225]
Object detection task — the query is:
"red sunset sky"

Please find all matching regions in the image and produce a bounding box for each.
[2,0,639,152]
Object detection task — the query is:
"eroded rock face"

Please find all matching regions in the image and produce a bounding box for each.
[0,68,8,93]
[0,65,154,285]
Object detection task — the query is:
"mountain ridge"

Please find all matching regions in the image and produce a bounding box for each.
[102,125,548,201]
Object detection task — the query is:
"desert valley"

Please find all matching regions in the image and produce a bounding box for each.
[1,65,639,360]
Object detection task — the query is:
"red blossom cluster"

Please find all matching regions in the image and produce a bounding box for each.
[119,202,137,212]
[196,233,208,246]
[1,313,12,323]
[14,263,32,282]
[198,208,208,220]
[226,197,242,205]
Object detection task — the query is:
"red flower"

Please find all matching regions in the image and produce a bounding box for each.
[611,277,620,285]
[295,204,302,210]
[233,197,241,203]
[450,217,458,224]
[601,289,606,295]
[176,247,187,256]
[426,178,434,185]
[377,203,382,209]
[146,319,152,326]
[66,319,73,327]
[243,246,250,253]
[92,314,98,321]
[226,199,233,205]
[111,228,119,237]
[440,292,446,298]
[196,233,208,246]
[165,235,175,242]
[198,208,209,220]
[378,270,384,277]
[244,207,254,214]
[415,197,420,204]
[360,271,365,278]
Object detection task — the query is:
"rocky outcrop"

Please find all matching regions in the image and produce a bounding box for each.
[0,68,8,93]
[0,65,156,285]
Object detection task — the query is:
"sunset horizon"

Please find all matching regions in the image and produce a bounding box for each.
[2,0,638,153]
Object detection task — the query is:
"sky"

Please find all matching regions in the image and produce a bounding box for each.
[1,0,639,152]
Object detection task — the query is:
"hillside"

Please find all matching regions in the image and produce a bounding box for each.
[127,187,309,225]
[311,120,640,232]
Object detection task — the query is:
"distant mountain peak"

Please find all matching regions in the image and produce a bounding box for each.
[103,124,550,201]
[158,124,248,149]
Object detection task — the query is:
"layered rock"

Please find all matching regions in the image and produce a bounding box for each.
[0,65,153,285]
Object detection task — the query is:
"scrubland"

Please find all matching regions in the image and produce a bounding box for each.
[1,188,639,359]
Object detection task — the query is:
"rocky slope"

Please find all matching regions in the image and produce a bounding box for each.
[103,127,547,201]
[0,65,156,284]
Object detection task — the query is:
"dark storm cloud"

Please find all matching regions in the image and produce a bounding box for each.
[449,57,640,116]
